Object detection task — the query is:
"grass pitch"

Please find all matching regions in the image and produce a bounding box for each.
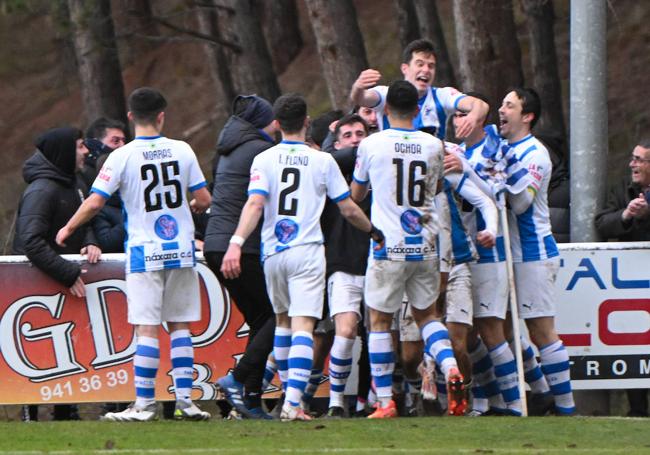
[0,417,648,454]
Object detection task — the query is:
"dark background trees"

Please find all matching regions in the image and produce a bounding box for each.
[0,0,647,244]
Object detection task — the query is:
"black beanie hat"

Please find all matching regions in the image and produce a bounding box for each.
[232,95,274,129]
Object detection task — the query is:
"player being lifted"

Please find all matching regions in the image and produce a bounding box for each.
[351,80,466,418]
[220,94,384,421]
[56,87,212,421]
[350,39,488,140]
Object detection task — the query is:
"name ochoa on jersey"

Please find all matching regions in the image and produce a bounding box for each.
[142,149,173,160]
[395,143,422,154]
[145,249,193,263]
[386,245,433,255]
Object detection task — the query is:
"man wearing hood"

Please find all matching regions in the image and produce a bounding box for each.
[13,126,101,421]
[203,95,278,419]
[14,127,101,294]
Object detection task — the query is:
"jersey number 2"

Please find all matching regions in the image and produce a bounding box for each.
[393,158,427,207]
[141,161,182,212]
[278,167,300,216]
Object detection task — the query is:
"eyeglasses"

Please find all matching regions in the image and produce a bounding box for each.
[630,155,650,164]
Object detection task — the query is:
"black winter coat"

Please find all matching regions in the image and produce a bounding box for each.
[594,177,650,241]
[92,194,125,253]
[203,116,274,255]
[13,151,96,286]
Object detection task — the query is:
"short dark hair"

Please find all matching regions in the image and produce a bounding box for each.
[128,87,167,125]
[402,39,436,64]
[85,117,126,140]
[463,91,491,126]
[273,94,307,134]
[386,80,418,119]
[637,138,650,150]
[310,110,344,147]
[510,87,541,129]
[334,113,368,141]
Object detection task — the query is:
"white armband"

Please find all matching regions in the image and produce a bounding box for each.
[229,235,245,247]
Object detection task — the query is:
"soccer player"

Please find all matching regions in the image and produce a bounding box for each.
[220,94,384,421]
[56,87,212,422]
[498,88,576,415]
[351,80,465,418]
[350,39,488,139]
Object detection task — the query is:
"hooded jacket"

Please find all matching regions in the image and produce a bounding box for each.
[204,116,274,255]
[13,127,96,286]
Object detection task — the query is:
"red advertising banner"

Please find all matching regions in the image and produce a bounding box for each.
[0,255,267,405]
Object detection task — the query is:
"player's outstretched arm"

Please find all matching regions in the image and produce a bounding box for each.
[56,193,107,248]
[336,197,385,250]
[190,187,211,214]
[454,96,489,139]
[221,194,265,279]
[350,69,382,107]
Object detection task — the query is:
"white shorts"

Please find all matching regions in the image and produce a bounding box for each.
[445,263,473,326]
[470,261,508,319]
[126,268,200,325]
[264,243,325,319]
[365,258,440,315]
[327,272,364,318]
[514,257,560,319]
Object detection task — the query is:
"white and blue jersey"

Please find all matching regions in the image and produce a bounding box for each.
[353,128,444,261]
[248,141,350,261]
[505,135,559,262]
[370,85,466,139]
[456,138,507,264]
[92,136,207,273]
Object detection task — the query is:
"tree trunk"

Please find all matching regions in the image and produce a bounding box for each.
[68,0,128,127]
[218,0,281,102]
[394,0,419,50]
[304,0,369,111]
[453,0,523,123]
[521,0,566,143]
[195,0,236,110]
[257,0,302,75]
[412,0,457,87]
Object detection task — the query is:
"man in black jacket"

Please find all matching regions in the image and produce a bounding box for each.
[204,95,278,419]
[595,139,650,417]
[13,127,101,421]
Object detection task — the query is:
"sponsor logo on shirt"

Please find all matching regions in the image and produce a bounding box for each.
[274,219,299,244]
[400,209,423,235]
[154,214,179,240]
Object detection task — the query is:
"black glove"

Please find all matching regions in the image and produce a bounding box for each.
[83,138,113,167]
[369,224,385,244]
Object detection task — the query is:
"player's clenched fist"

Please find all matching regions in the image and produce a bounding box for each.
[354,69,382,90]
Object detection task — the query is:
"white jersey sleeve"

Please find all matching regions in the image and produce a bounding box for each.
[325,154,351,201]
[447,172,498,237]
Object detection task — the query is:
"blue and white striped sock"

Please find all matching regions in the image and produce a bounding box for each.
[302,368,323,408]
[286,331,314,407]
[516,336,551,395]
[469,339,506,412]
[540,340,575,414]
[329,336,355,408]
[170,329,194,406]
[134,336,159,409]
[421,320,457,379]
[368,332,394,406]
[273,327,292,391]
[262,358,278,392]
[489,342,522,415]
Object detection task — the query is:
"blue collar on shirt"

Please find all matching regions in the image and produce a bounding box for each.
[508,134,533,147]
[388,127,418,133]
[135,135,162,140]
[258,130,275,143]
[281,140,304,145]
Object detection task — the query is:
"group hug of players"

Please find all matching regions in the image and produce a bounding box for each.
[215,38,575,421]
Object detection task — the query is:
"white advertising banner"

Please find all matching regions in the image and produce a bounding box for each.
[555,242,650,389]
